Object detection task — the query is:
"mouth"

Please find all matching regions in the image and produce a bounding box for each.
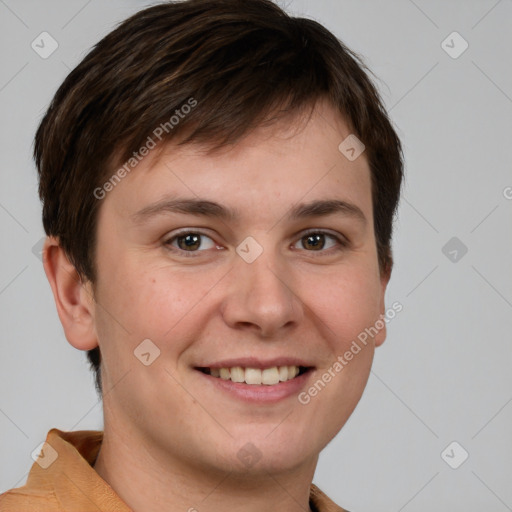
[196,365,311,385]
[194,357,315,403]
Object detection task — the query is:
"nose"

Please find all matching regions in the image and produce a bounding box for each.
[220,250,304,338]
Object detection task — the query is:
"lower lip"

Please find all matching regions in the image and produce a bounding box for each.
[197,370,314,404]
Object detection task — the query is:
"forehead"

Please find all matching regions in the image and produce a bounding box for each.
[102,101,372,225]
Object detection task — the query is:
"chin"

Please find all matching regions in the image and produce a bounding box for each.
[214,423,323,476]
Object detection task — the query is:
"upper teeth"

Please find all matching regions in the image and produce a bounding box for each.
[209,366,300,385]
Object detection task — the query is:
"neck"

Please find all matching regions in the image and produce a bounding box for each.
[93,419,317,512]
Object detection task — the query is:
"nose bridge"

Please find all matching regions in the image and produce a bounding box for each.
[222,244,302,336]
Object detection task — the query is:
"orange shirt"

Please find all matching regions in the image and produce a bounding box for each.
[0,429,347,511]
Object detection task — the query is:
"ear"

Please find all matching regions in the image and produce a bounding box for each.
[374,260,392,348]
[42,236,98,351]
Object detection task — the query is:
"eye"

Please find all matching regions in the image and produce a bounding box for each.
[293,230,345,252]
[164,231,218,253]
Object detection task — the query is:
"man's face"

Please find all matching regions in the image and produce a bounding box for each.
[89,101,389,475]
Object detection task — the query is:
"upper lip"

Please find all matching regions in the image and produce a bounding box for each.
[195,357,314,370]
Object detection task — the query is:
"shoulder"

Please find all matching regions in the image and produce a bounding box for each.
[0,484,62,512]
[310,483,350,512]
[0,428,104,512]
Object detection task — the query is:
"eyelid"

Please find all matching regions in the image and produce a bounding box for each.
[299,228,347,241]
[165,227,216,239]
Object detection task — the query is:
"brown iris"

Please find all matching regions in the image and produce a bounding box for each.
[177,233,201,251]
[301,233,325,251]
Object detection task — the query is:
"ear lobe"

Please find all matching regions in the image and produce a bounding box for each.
[42,236,98,351]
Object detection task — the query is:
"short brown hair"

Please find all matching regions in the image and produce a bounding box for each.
[34,0,404,393]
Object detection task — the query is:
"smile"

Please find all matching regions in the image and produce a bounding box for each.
[198,365,308,385]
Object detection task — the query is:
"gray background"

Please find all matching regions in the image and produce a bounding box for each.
[1,0,511,510]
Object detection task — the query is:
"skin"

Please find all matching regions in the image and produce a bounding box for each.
[43,100,390,512]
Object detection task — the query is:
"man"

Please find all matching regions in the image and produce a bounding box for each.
[0,0,403,510]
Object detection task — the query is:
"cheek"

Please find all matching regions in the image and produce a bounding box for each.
[96,257,227,351]
[303,263,383,352]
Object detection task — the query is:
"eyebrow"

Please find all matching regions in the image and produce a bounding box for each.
[131,197,366,225]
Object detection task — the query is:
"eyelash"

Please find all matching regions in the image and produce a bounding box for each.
[163,229,349,257]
